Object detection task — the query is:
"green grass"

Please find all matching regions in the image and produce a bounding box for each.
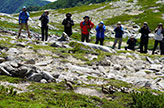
[0,75,27,83]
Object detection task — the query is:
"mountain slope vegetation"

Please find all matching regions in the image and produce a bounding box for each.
[0,0,50,14]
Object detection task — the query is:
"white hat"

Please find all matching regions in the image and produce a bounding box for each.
[117,21,121,25]
[23,6,27,9]
[100,21,104,24]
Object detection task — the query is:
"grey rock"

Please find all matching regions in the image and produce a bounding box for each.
[36,60,53,66]
[41,71,54,81]
[0,57,5,63]
[28,73,43,82]
[79,42,116,53]
[146,56,154,64]
[16,43,26,47]
[7,48,21,54]
[40,79,47,83]
[25,59,35,64]
[53,74,60,79]
[149,64,162,72]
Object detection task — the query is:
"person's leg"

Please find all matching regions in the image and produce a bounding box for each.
[86,34,89,42]
[152,40,158,55]
[25,23,31,38]
[41,27,45,41]
[118,38,122,49]
[95,37,99,44]
[45,26,48,41]
[17,24,23,39]
[100,38,104,46]
[161,41,164,55]
[81,34,85,42]
[140,38,144,53]
[144,38,149,53]
[113,38,118,49]
[159,41,163,55]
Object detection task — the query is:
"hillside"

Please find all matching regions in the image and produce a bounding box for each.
[1,0,164,107]
[41,0,113,10]
[0,0,50,14]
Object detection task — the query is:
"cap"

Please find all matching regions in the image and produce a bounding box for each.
[117,21,121,25]
[66,13,72,17]
[23,6,26,9]
[100,21,104,24]
[158,23,163,26]
[83,16,90,19]
[144,22,148,25]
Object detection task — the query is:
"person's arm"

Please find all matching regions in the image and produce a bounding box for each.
[26,12,30,20]
[127,39,130,44]
[103,25,106,32]
[80,22,83,29]
[18,12,21,24]
[95,25,99,31]
[114,27,117,32]
[155,28,158,33]
[62,19,67,25]
[139,28,142,33]
[39,15,43,20]
[70,20,74,26]
[90,21,94,28]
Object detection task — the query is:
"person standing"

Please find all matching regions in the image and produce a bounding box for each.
[125,36,137,51]
[152,23,164,55]
[80,16,94,42]
[39,10,49,41]
[62,13,74,37]
[139,22,151,53]
[17,6,30,39]
[112,22,124,49]
[95,21,106,45]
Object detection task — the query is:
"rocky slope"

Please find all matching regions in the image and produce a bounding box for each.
[0,0,164,107]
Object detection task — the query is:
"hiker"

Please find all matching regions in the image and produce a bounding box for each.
[152,23,164,55]
[80,16,94,42]
[95,21,106,45]
[139,22,151,53]
[62,13,74,37]
[125,36,137,51]
[112,22,124,49]
[39,10,49,41]
[17,6,30,39]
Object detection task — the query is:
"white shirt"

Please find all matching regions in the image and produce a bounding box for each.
[154,29,163,41]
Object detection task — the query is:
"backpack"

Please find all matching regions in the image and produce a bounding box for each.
[20,11,28,20]
[82,21,91,32]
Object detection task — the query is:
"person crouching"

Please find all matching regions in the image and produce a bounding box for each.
[125,36,137,51]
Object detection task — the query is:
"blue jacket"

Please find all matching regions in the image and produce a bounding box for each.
[95,25,106,38]
[19,11,30,24]
[114,26,124,38]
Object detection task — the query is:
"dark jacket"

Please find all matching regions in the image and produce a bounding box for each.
[62,18,74,36]
[127,38,137,47]
[139,27,151,39]
[114,26,124,38]
[39,13,49,27]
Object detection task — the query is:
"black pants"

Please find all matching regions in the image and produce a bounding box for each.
[125,46,135,51]
[41,26,48,41]
[152,40,162,55]
[81,34,89,42]
[140,37,148,53]
[95,37,104,45]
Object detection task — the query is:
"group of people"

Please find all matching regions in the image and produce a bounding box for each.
[17,6,164,55]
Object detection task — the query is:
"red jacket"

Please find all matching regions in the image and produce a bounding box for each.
[80,20,94,35]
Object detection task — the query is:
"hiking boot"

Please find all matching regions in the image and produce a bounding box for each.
[28,34,32,39]
[16,33,20,39]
